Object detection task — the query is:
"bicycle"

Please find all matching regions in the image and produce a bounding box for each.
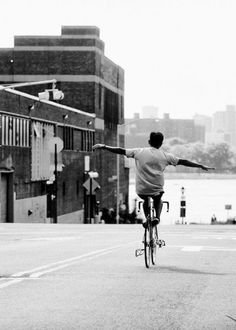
[135,197,169,268]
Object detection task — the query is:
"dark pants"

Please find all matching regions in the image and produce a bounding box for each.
[138,192,164,220]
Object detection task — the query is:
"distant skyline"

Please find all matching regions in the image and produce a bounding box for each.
[1,0,236,119]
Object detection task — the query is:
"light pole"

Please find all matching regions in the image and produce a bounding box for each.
[116,125,121,224]
[53,142,58,223]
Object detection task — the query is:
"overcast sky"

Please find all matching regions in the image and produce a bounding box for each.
[1,0,236,119]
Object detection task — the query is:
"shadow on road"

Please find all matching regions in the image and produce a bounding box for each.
[150,265,226,276]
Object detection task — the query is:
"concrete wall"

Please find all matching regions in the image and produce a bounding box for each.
[57,210,84,224]
[14,194,47,223]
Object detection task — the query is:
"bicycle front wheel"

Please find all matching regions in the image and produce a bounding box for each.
[144,227,152,268]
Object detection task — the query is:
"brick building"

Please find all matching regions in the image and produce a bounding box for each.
[0,26,128,223]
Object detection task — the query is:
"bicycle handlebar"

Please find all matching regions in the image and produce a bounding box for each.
[138,201,143,210]
[162,201,169,212]
[137,199,169,212]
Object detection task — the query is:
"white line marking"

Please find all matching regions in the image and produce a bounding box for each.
[182,246,203,252]
[193,236,209,239]
[168,245,236,252]
[193,236,236,240]
[12,245,128,278]
[203,246,236,251]
[0,241,139,289]
[30,250,115,278]
[24,236,81,241]
[0,278,23,289]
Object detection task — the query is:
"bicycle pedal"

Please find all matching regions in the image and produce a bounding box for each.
[135,249,144,257]
[158,239,166,248]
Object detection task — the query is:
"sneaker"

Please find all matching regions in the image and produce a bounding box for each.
[142,218,160,229]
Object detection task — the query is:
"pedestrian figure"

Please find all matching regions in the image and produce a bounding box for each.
[211,214,217,224]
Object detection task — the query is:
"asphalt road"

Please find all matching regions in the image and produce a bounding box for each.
[0,224,236,330]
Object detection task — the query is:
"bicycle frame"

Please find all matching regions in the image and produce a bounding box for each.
[135,197,169,268]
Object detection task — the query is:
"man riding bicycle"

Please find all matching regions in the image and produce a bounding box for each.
[93,132,214,227]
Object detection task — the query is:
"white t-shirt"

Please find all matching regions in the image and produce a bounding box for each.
[125,147,179,195]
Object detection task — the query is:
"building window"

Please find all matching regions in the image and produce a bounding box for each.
[0,114,30,147]
[61,126,94,152]
[81,130,94,152]
[63,126,74,150]
[99,83,103,112]
[104,88,119,128]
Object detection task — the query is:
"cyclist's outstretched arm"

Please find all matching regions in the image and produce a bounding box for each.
[177,159,215,171]
[93,144,126,155]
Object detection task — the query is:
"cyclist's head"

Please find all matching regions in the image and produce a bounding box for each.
[149,132,164,148]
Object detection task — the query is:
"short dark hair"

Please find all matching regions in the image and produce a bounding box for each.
[149,132,164,148]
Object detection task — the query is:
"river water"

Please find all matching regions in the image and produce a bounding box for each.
[129,178,236,225]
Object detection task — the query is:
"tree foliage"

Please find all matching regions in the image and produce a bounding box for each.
[164,140,236,173]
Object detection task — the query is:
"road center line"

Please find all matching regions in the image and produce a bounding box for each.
[0,278,24,289]
[12,249,113,278]
[182,246,203,252]
[30,250,119,278]
[24,236,81,241]
[1,241,138,289]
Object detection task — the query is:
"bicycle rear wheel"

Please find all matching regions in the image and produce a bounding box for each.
[151,226,158,265]
[144,226,152,268]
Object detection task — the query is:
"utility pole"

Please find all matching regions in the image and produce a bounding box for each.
[116,126,120,224]
[53,143,58,224]
[47,136,63,224]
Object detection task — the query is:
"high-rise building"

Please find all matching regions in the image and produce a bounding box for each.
[225,105,236,147]
[210,106,236,147]
[193,114,212,133]
[212,111,226,134]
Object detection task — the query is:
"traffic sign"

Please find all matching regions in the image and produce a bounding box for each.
[48,137,64,153]
[83,178,100,194]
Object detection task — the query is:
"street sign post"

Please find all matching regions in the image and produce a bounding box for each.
[47,137,64,224]
[83,178,100,195]
[83,174,100,223]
